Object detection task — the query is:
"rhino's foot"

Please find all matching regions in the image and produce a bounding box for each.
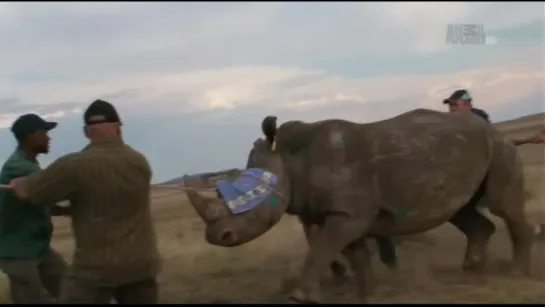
[289,288,321,304]
[329,261,351,285]
[330,260,349,278]
[354,296,369,304]
[449,204,495,274]
[508,268,528,277]
[508,261,530,277]
[502,221,533,277]
[385,262,399,272]
[534,223,545,241]
[462,254,486,272]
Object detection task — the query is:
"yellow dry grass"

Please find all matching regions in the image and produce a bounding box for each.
[0,114,543,303]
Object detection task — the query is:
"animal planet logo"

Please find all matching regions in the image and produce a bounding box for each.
[446,24,498,45]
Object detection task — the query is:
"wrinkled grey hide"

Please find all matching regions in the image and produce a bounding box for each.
[187,109,533,303]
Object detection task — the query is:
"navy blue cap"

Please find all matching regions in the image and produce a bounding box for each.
[10,114,57,139]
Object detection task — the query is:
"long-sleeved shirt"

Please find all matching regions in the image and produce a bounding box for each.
[0,148,54,259]
[22,140,160,286]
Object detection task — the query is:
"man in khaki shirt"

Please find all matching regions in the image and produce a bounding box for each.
[8,100,160,304]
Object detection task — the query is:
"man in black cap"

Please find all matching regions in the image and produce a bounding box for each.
[7,100,160,304]
[443,89,545,145]
[0,114,70,303]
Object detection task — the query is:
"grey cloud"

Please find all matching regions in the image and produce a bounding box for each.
[127,91,544,182]
[0,100,82,114]
[0,2,543,182]
[0,3,541,80]
[490,92,544,123]
[0,3,285,78]
[99,88,142,102]
[0,97,21,108]
[0,89,541,183]
[266,73,329,93]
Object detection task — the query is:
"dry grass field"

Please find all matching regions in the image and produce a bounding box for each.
[2,114,544,303]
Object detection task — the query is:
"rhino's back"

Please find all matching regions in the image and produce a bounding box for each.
[363,109,494,231]
[279,109,491,148]
[279,109,496,226]
[367,108,489,135]
[298,109,495,229]
[361,108,493,159]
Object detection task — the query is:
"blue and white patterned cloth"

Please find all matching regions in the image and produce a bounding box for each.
[215,168,278,215]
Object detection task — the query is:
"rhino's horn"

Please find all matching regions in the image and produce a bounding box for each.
[185,188,213,222]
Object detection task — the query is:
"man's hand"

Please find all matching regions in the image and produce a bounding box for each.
[9,176,29,200]
[530,129,545,144]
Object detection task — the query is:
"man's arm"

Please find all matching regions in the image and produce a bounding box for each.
[469,108,543,146]
[511,138,532,146]
[11,155,77,205]
[510,129,545,146]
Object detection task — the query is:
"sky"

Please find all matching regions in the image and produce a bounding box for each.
[0,2,543,183]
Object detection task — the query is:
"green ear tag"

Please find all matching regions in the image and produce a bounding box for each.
[394,208,409,218]
[268,196,278,207]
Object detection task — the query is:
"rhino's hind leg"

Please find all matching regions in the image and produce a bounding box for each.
[501,213,533,275]
[487,193,533,275]
[375,237,397,270]
[486,160,533,275]
[449,202,496,271]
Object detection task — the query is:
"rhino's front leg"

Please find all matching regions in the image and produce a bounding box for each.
[291,215,371,303]
[300,220,350,280]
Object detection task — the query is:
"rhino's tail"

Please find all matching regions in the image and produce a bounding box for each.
[375,237,397,270]
[261,115,278,146]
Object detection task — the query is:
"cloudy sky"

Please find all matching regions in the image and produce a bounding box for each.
[0,2,543,182]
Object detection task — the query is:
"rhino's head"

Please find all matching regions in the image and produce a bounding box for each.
[186,124,291,247]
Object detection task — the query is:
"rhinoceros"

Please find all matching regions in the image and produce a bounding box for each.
[186,109,533,303]
[215,179,398,278]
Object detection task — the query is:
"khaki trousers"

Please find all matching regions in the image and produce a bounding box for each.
[0,248,67,304]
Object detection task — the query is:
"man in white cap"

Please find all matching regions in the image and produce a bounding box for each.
[443,89,545,145]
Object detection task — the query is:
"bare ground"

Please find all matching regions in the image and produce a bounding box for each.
[1,116,544,303]
[48,189,545,303]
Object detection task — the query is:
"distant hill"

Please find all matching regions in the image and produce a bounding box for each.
[158,168,242,186]
[493,112,544,131]
[159,111,545,187]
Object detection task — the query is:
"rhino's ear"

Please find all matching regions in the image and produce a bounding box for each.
[261,115,277,146]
